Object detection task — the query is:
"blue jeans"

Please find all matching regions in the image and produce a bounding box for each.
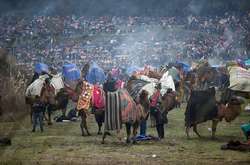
[32,112,44,132]
[140,119,147,136]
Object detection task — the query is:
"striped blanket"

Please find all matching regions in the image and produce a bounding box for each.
[104,90,122,131]
[126,79,149,100]
[104,89,141,131]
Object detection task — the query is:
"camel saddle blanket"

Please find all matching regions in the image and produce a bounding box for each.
[229,66,250,92]
[77,81,93,111]
[25,75,49,97]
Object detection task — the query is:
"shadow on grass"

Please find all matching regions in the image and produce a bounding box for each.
[186,135,243,143]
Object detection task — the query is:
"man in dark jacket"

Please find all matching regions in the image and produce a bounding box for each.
[103,73,117,92]
[32,95,45,132]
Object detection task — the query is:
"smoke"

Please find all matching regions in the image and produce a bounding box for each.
[112,21,192,67]
[1,0,250,16]
[0,0,141,16]
[187,0,206,15]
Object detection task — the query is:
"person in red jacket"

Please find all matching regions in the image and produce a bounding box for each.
[150,83,165,139]
[92,84,105,135]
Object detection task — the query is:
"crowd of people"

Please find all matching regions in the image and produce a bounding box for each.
[0,13,249,73]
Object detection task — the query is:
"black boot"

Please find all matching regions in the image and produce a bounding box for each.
[160,124,164,139]
[156,125,161,138]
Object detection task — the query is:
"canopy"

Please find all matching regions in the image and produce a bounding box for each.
[34,63,49,74]
[86,62,106,84]
[62,64,81,81]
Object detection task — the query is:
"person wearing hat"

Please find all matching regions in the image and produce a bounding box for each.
[150,83,165,139]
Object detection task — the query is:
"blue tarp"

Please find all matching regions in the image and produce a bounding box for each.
[62,63,81,81]
[245,59,250,66]
[241,123,250,139]
[135,135,160,141]
[35,63,49,74]
[211,65,221,68]
[86,62,106,84]
[126,66,141,76]
[176,61,190,72]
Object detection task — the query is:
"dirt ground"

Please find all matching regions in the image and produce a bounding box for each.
[0,106,250,165]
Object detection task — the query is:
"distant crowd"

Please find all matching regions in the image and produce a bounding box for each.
[0,13,249,73]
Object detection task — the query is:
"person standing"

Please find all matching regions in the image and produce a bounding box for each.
[138,90,150,136]
[32,95,45,132]
[150,83,165,139]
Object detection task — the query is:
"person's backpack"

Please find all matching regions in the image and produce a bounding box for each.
[92,85,105,109]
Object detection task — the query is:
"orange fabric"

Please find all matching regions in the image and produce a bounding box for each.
[77,81,93,111]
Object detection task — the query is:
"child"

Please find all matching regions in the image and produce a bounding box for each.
[32,95,45,132]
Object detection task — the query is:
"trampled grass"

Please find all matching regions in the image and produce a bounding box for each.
[0,106,250,165]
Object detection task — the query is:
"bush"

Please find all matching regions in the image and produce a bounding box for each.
[0,48,29,122]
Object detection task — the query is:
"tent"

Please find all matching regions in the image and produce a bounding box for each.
[34,63,49,74]
[62,64,81,81]
[86,62,106,84]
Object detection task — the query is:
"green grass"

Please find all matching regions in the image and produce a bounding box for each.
[0,106,250,165]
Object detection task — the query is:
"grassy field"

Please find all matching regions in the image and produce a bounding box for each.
[0,105,250,165]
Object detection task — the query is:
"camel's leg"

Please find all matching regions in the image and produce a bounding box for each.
[102,131,108,144]
[30,106,33,124]
[62,108,66,117]
[82,111,91,136]
[186,127,190,139]
[193,124,201,138]
[47,111,52,125]
[80,112,85,136]
[95,113,103,135]
[45,105,52,125]
[212,120,219,139]
[132,122,139,144]
[126,123,131,144]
